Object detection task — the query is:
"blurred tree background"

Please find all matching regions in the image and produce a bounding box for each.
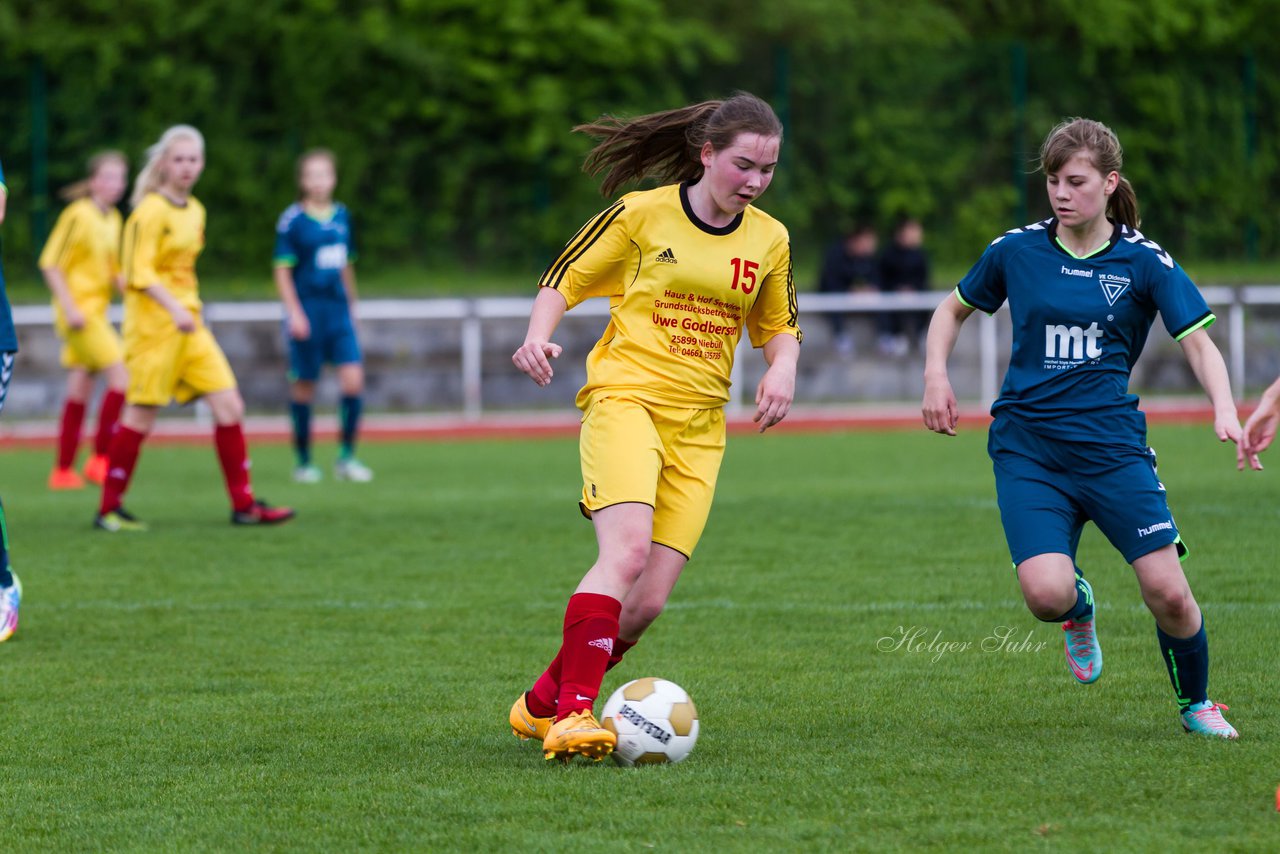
[1,0,1277,292]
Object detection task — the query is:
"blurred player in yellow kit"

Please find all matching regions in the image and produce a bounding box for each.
[95,125,294,531]
[507,92,801,761]
[40,151,130,490]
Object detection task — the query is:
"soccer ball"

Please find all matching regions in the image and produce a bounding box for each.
[600,677,699,766]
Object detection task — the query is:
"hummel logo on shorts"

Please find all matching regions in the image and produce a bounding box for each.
[656,248,677,264]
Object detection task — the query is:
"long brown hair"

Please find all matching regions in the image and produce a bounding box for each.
[1038,117,1139,229]
[59,150,128,202]
[575,92,783,197]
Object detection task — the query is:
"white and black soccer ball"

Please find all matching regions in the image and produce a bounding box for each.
[600,677,699,766]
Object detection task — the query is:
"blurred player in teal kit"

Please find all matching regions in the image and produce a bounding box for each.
[0,158,23,641]
[923,118,1241,738]
[273,149,372,483]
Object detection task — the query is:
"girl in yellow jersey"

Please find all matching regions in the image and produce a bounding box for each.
[507,92,802,762]
[95,125,294,531]
[40,151,129,490]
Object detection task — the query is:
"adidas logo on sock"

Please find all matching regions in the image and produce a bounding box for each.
[588,637,615,653]
[656,247,677,264]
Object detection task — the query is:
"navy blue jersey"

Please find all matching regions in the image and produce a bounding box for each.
[957,218,1213,443]
[0,158,17,353]
[273,202,356,300]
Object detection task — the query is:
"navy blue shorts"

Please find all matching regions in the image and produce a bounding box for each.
[987,415,1186,567]
[286,300,362,382]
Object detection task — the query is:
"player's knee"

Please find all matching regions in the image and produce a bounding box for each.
[1022,585,1073,621]
[605,541,651,586]
[209,391,245,424]
[623,597,665,632]
[1145,584,1195,624]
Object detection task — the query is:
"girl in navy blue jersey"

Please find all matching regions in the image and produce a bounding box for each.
[922,118,1241,738]
[274,149,370,484]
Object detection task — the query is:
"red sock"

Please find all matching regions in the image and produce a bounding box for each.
[555,592,622,720]
[94,389,126,456]
[528,652,562,718]
[99,426,145,514]
[214,423,256,513]
[605,637,637,672]
[57,400,87,470]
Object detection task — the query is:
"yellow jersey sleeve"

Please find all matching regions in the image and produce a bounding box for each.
[538,201,630,308]
[123,200,164,290]
[39,203,85,271]
[745,239,802,347]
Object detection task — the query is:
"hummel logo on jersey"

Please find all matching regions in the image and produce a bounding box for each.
[1098,273,1131,307]
[1061,265,1092,278]
[656,248,678,264]
[588,637,614,654]
[1045,322,1103,361]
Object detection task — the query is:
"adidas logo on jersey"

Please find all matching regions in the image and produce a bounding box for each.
[656,248,678,264]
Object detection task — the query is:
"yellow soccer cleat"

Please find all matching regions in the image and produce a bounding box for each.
[510,693,555,742]
[542,709,616,762]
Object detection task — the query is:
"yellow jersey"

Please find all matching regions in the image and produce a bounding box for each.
[38,197,123,321]
[121,192,206,333]
[540,182,801,410]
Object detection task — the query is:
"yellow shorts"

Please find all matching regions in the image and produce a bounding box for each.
[125,326,237,406]
[578,396,726,558]
[57,313,124,371]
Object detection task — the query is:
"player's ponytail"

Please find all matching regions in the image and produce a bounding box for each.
[1038,117,1140,229]
[131,125,204,208]
[1108,176,1140,231]
[59,150,128,202]
[575,92,783,197]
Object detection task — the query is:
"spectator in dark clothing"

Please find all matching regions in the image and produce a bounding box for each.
[818,224,879,356]
[877,216,930,356]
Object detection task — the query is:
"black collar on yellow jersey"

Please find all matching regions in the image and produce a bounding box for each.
[680,181,744,236]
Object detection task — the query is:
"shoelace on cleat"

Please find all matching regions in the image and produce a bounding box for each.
[1063,621,1096,660]
[1186,703,1233,732]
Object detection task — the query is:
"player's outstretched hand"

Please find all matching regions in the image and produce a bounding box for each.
[170,305,197,334]
[922,377,959,436]
[513,339,563,387]
[65,305,86,331]
[1240,399,1279,471]
[754,363,795,433]
[287,310,311,341]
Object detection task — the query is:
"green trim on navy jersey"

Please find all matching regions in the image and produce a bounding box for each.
[1173,312,1216,341]
[1054,235,1112,260]
[953,286,994,316]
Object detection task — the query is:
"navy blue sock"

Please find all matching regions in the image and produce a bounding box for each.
[0,496,13,589]
[1157,618,1209,712]
[339,395,362,459]
[1047,571,1093,623]
[290,401,312,466]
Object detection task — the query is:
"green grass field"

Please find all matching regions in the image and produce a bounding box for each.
[1,426,1276,851]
